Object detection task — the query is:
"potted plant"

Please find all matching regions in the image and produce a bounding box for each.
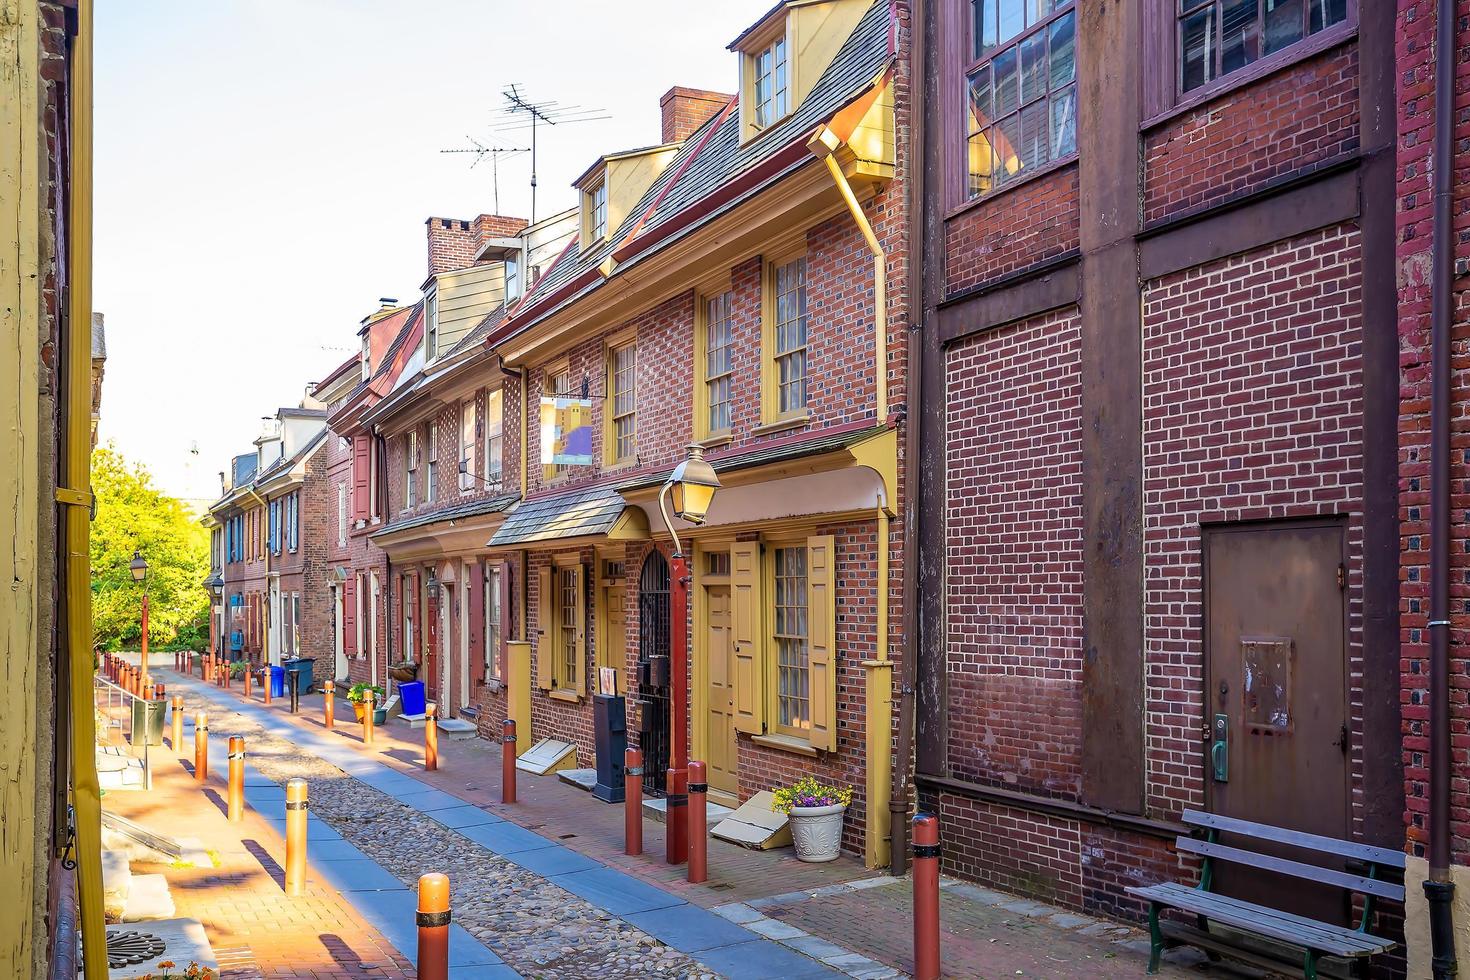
[772,776,853,863]
[347,683,386,724]
[228,660,248,678]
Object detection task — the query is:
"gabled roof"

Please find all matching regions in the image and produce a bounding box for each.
[499,0,888,336]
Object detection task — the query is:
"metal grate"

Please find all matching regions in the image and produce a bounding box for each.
[638,551,671,795]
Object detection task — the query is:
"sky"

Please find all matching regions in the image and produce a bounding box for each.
[94,0,772,504]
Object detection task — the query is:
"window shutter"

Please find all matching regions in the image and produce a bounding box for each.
[343,577,357,657]
[499,560,513,678]
[574,563,588,694]
[731,542,765,734]
[806,535,837,751]
[352,436,370,520]
[468,563,485,682]
[535,567,553,690]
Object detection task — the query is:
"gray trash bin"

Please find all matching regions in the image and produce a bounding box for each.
[282,657,315,695]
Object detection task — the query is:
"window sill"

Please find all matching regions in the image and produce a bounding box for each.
[1141,24,1356,132]
[696,432,733,450]
[751,413,810,438]
[548,689,582,704]
[751,733,819,758]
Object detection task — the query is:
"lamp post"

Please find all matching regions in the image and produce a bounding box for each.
[129,551,150,688]
[656,444,721,865]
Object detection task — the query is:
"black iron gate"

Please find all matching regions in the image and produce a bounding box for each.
[637,550,671,795]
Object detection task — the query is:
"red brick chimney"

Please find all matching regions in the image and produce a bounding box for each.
[425,217,478,277]
[471,214,529,248]
[660,87,733,144]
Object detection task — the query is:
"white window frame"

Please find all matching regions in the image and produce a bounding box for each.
[484,388,504,484]
[337,483,347,547]
[460,397,476,493]
[405,430,419,509]
[425,285,439,360]
[485,563,502,681]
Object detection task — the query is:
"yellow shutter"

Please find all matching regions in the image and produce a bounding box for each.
[535,566,553,690]
[806,535,837,751]
[574,562,587,694]
[731,541,765,734]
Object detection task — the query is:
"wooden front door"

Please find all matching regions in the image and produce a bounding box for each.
[602,582,627,688]
[705,583,739,801]
[424,578,439,701]
[1204,520,1349,920]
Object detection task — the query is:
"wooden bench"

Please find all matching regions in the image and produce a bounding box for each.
[1126,810,1404,979]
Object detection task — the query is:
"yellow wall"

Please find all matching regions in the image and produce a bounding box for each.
[1,1,45,975]
[1405,857,1470,978]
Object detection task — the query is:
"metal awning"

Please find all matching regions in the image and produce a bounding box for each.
[488,485,648,547]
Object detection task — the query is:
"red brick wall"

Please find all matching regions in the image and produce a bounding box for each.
[1397,0,1470,866]
[1142,45,1359,223]
[1140,224,1365,824]
[660,86,732,143]
[943,164,1080,293]
[426,217,477,277]
[943,310,1084,798]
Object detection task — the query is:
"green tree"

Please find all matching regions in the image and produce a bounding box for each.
[90,444,210,650]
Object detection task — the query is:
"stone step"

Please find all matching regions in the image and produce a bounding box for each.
[643,795,735,827]
[102,850,131,921]
[120,873,175,921]
[105,918,215,980]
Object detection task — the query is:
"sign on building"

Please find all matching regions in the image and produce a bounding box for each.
[539,395,594,467]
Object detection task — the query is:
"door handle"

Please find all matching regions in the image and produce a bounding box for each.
[1211,713,1229,782]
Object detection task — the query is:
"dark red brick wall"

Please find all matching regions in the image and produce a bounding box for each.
[943,164,1079,294]
[660,86,732,143]
[942,309,1084,799]
[1397,0,1470,866]
[1142,44,1359,224]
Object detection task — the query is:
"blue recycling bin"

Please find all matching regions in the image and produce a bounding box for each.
[282,657,315,695]
[269,665,286,699]
[399,680,426,717]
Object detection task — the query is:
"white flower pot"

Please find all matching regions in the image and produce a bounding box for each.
[788,803,847,862]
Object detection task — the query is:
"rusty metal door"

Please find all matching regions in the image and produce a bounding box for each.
[1204,520,1349,921]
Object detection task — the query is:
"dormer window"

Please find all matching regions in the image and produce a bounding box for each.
[359,332,371,381]
[753,35,789,128]
[585,178,607,244]
[505,253,521,302]
[424,285,439,360]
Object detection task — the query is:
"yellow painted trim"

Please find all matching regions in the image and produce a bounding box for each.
[506,640,533,752]
[606,506,651,541]
[691,540,709,766]
[760,245,811,426]
[548,689,583,704]
[863,658,894,868]
[751,732,819,758]
[65,4,108,974]
[602,333,637,468]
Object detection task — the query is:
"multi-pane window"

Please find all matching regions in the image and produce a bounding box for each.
[559,566,579,690]
[548,370,573,478]
[460,397,475,493]
[705,292,734,434]
[425,287,439,359]
[291,593,301,655]
[269,499,281,554]
[426,425,438,504]
[505,255,521,301]
[589,180,607,242]
[966,0,1076,198]
[337,485,347,546]
[609,342,637,464]
[773,546,810,734]
[753,35,789,128]
[405,430,419,508]
[287,493,299,551]
[484,389,503,483]
[1179,0,1346,92]
[773,257,809,416]
[485,565,502,681]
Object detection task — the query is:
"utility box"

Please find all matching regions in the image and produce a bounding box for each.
[592,693,627,803]
[131,697,165,747]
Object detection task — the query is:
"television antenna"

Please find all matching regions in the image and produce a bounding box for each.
[489,84,609,223]
[439,137,529,214]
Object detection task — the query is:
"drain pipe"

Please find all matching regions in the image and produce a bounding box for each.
[1426,0,1459,973]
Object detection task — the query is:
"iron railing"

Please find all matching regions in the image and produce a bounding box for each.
[93,675,154,791]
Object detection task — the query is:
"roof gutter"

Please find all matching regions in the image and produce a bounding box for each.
[1425,0,1459,972]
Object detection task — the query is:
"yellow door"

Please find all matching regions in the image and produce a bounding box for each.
[601,584,626,687]
[705,584,738,800]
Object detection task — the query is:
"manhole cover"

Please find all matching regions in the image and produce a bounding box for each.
[107,930,166,968]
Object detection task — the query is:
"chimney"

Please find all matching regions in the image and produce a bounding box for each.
[471,214,529,249]
[660,86,733,143]
[425,217,478,277]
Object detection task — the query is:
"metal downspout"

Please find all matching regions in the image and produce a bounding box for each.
[1426,0,1459,972]
[64,3,108,975]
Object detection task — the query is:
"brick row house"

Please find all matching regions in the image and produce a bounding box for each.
[910,0,1407,946]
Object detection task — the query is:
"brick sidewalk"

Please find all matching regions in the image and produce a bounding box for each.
[103,727,413,980]
[153,661,1251,979]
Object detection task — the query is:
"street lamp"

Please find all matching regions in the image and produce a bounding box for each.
[130,551,150,686]
[656,444,721,866]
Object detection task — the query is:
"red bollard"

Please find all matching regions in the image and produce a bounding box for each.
[243,664,252,699]
[155,683,165,698]
[416,873,451,980]
[501,719,516,804]
[688,760,708,883]
[263,665,273,705]
[193,712,208,783]
[912,812,942,980]
[227,735,245,822]
[425,703,438,771]
[624,747,643,856]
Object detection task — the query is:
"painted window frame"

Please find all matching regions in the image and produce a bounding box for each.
[545,555,585,698]
[485,563,503,681]
[961,0,1078,202]
[426,423,438,504]
[584,178,608,246]
[424,284,440,361]
[761,249,811,426]
[460,396,476,494]
[505,253,521,302]
[739,14,794,142]
[693,286,735,442]
[484,387,504,485]
[605,334,638,467]
[1140,0,1357,122]
[769,538,812,740]
[337,483,348,547]
[405,430,419,510]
